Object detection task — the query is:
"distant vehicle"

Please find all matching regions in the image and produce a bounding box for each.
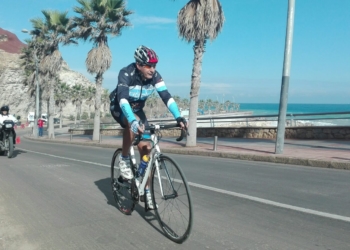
[27,112,34,123]
[27,112,48,123]
[41,113,48,123]
[53,118,60,124]
[180,109,189,118]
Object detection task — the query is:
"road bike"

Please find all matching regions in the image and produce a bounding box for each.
[111,123,193,243]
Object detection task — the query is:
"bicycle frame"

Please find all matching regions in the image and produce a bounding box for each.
[130,126,176,198]
[131,133,160,197]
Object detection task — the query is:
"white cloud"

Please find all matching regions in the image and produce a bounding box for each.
[131,15,176,25]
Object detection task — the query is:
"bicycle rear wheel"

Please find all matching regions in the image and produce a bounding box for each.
[111,149,136,215]
[151,155,193,243]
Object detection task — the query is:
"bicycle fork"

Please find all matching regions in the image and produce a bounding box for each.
[155,156,178,200]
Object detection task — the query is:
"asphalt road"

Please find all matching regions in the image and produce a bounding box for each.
[1,130,350,250]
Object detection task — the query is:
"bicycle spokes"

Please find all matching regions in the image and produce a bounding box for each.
[151,155,193,243]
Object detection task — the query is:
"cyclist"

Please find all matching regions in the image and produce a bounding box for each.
[0,105,18,144]
[110,45,187,209]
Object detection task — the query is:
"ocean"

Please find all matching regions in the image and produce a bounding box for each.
[238,103,350,115]
[238,103,350,126]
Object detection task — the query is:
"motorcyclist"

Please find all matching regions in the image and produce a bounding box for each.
[0,105,18,144]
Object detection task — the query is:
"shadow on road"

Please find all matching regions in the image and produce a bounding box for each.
[0,149,27,158]
[94,177,164,236]
[12,149,27,158]
[94,177,116,207]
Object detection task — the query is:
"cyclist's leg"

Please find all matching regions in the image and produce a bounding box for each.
[111,109,131,155]
[111,109,135,179]
[121,116,134,157]
[135,109,151,159]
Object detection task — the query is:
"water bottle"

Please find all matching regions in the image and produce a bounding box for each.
[137,155,149,177]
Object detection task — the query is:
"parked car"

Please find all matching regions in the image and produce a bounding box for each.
[53,118,60,124]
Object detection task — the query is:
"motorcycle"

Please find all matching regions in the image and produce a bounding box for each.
[0,120,15,158]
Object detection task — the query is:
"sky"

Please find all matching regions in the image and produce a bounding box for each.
[0,0,349,104]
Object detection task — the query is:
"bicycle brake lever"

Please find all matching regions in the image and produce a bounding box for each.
[176,128,188,141]
[133,133,143,146]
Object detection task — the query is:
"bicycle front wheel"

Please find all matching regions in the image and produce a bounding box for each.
[151,155,193,243]
[111,149,135,215]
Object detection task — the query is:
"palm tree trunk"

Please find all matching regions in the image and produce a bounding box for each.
[48,82,55,139]
[79,103,82,124]
[186,40,205,147]
[59,103,63,129]
[75,105,78,125]
[92,73,102,141]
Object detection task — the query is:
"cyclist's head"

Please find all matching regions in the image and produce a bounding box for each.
[134,45,158,65]
[0,105,9,115]
[134,45,158,80]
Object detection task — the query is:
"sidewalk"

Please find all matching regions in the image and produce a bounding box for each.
[24,128,350,170]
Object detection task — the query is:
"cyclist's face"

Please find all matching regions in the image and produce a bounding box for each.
[137,63,156,80]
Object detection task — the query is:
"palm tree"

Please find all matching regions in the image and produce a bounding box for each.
[101,89,111,115]
[20,34,47,120]
[213,100,219,114]
[20,40,38,99]
[182,98,190,110]
[177,0,225,146]
[55,81,71,128]
[71,84,85,124]
[198,99,205,114]
[84,85,96,119]
[206,98,213,114]
[31,10,76,139]
[72,0,133,141]
[224,100,230,112]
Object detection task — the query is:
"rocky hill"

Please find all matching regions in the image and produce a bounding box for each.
[0,28,107,121]
[0,28,26,53]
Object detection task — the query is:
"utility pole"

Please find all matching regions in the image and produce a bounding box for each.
[275,0,295,154]
[22,29,40,138]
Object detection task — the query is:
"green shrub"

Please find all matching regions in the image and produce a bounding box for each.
[81,112,88,120]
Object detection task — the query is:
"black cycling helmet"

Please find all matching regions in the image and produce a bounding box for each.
[0,105,9,112]
[134,45,158,65]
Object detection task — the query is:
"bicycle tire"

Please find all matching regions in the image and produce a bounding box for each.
[151,155,193,243]
[111,149,135,215]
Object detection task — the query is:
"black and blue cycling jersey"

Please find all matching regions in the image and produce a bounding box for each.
[110,63,181,124]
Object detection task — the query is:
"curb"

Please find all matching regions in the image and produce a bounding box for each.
[24,136,350,171]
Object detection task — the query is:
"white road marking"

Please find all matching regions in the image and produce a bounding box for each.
[18,147,350,223]
[17,147,109,167]
[187,182,350,223]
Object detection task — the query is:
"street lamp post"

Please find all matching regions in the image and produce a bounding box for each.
[22,29,39,138]
[275,0,295,154]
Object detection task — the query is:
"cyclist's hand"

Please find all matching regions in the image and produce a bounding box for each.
[176,117,188,130]
[130,120,144,135]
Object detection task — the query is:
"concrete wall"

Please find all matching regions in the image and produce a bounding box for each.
[197,126,350,140]
[69,126,350,140]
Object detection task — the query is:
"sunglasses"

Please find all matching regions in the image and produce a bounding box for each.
[142,63,157,69]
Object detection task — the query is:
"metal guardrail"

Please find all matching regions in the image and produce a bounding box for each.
[68,111,350,129]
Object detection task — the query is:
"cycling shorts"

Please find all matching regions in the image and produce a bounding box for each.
[111,108,149,129]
